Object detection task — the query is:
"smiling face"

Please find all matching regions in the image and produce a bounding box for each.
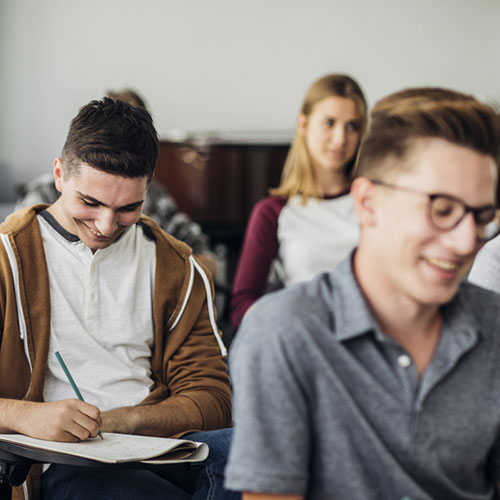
[300,96,362,177]
[49,158,148,251]
[353,138,498,309]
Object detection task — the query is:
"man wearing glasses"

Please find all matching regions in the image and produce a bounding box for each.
[225,87,500,499]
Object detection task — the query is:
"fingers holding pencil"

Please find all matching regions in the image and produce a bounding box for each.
[72,399,103,441]
[16,399,102,443]
[54,350,104,440]
[57,399,103,442]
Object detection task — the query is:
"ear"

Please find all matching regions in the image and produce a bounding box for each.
[297,113,307,135]
[350,177,377,227]
[53,157,64,193]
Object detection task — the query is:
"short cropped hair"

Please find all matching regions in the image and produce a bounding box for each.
[355,87,500,180]
[61,97,159,180]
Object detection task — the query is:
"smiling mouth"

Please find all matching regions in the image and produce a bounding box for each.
[426,257,459,272]
[82,223,109,239]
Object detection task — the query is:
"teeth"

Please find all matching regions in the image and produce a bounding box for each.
[427,258,458,271]
[89,227,103,237]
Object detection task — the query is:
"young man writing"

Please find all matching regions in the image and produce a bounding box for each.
[225,88,500,499]
[0,98,236,500]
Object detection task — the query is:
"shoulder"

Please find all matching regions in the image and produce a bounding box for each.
[460,279,500,307]
[138,214,192,261]
[456,280,500,333]
[139,215,212,330]
[469,236,500,293]
[460,279,500,303]
[0,205,45,237]
[251,196,287,219]
[245,197,287,237]
[243,197,288,241]
[229,274,337,397]
[0,207,47,277]
[235,272,335,351]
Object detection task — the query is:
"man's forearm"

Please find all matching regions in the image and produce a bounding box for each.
[0,398,102,441]
[0,398,30,433]
[101,394,204,437]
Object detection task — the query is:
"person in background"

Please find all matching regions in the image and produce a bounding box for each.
[1,97,236,500]
[16,88,217,275]
[229,74,367,329]
[468,234,500,293]
[107,89,147,109]
[225,87,500,499]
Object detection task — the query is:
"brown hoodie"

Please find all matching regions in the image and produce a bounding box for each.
[0,205,231,500]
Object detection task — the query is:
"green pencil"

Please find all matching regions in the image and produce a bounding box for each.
[54,350,103,440]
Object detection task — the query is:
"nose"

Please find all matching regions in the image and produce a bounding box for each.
[94,209,117,236]
[442,212,480,255]
[332,124,347,147]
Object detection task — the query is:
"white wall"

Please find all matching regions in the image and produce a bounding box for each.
[1,0,499,194]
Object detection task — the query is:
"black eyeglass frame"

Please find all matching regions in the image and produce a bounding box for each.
[369,179,500,242]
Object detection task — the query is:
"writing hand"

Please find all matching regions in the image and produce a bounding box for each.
[17,399,102,442]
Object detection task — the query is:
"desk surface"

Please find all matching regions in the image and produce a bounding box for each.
[0,440,191,470]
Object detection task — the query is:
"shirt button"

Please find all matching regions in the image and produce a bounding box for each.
[397,354,412,368]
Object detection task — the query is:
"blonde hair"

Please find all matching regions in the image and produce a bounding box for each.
[271,74,367,203]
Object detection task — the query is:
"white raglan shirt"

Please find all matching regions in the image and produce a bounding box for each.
[38,212,156,411]
[277,194,360,285]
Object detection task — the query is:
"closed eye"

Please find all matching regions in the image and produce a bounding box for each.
[433,206,454,217]
[118,204,142,212]
[82,199,99,207]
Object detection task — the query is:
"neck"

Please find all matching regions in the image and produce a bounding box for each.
[353,247,443,375]
[315,168,350,196]
[46,200,65,229]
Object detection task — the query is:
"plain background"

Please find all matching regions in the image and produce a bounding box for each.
[1,0,499,198]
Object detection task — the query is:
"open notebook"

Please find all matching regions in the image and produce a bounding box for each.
[0,432,208,464]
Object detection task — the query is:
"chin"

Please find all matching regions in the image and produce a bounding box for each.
[325,161,346,171]
[81,235,115,250]
[418,285,462,306]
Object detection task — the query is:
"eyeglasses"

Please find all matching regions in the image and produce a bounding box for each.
[370,179,500,242]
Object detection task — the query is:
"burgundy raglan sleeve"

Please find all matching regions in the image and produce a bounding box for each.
[229,196,286,329]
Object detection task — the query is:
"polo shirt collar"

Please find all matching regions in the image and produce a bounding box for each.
[329,252,482,349]
[329,253,379,342]
[440,283,482,352]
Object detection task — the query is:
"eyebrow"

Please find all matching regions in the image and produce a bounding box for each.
[324,115,362,123]
[78,192,145,210]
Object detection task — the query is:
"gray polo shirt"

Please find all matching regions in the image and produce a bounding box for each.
[225,255,500,500]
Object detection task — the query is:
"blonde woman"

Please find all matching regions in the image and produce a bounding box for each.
[229,74,368,329]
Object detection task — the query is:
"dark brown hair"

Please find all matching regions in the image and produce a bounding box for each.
[61,97,159,180]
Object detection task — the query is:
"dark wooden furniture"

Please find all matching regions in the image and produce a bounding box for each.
[154,131,291,244]
[155,131,291,340]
